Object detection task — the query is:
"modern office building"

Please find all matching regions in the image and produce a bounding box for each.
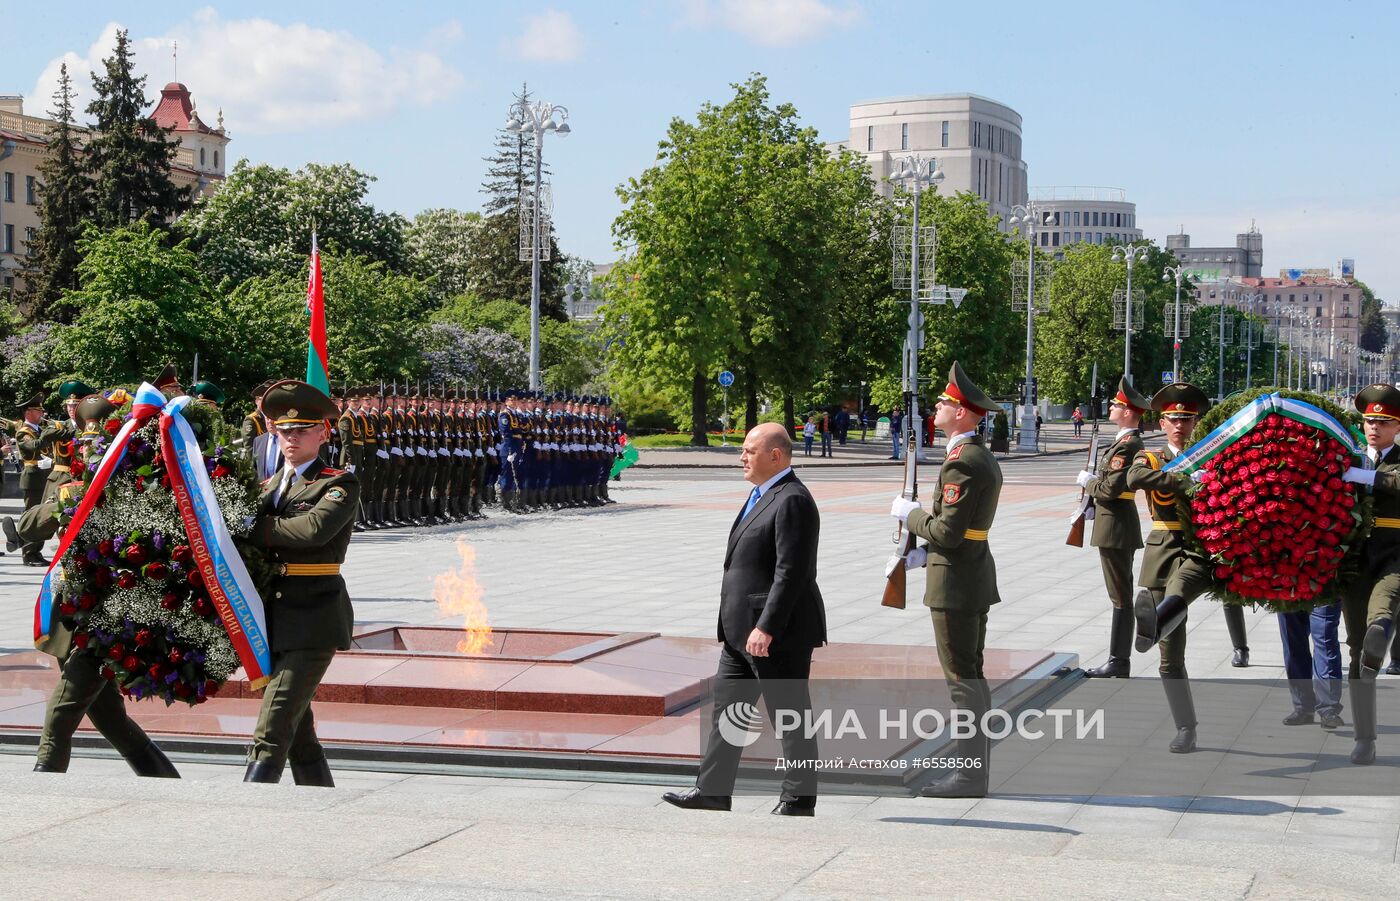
[1023,186,1141,257]
[826,93,1027,223]
[1165,224,1263,281]
[0,82,228,295]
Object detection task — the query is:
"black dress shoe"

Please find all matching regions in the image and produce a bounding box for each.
[1083,657,1130,678]
[1387,662,1400,676]
[1352,739,1377,766]
[23,556,50,567]
[1231,647,1250,667]
[661,787,731,811]
[1319,712,1345,730]
[1169,726,1197,754]
[1282,710,1315,726]
[920,771,988,798]
[290,756,335,787]
[772,800,815,816]
[32,761,64,773]
[2,516,21,553]
[243,760,284,784]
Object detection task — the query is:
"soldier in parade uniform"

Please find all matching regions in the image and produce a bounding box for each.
[336,387,366,531]
[1125,382,1212,754]
[890,362,1003,799]
[1338,384,1400,765]
[357,388,382,529]
[244,379,359,787]
[189,380,226,408]
[240,380,276,458]
[498,391,524,512]
[1076,377,1150,678]
[33,391,181,779]
[5,392,55,565]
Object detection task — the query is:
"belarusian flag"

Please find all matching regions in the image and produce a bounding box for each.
[305,231,329,393]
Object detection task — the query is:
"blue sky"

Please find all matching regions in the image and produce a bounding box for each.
[6,1,1399,299]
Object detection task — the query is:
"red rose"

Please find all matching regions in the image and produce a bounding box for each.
[59,601,77,616]
[73,632,89,649]
[104,418,121,436]
[124,544,147,565]
[211,464,230,479]
[161,592,182,611]
[169,648,183,663]
[171,545,193,564]
[122,654,139,670]
[143,562,169,580]
[93,568,113,589]
[187,570,204,586]
[192,598,214,617]
[100,665,115,680]
[135,629,152,647]
[148,663,164,678]
[97,540,114,557]
[116,570,137,589]
[173,682,193,698]
[108,643,124,658]
[77,592,96,610]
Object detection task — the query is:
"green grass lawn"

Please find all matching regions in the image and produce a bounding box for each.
[629,430,750,448]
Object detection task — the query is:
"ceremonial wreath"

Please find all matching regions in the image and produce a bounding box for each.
[35,384,274,705]
[1164,389,1370,613]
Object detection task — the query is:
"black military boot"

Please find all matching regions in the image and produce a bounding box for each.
[920,733,989,798]
[243,760,284,783]
[1085,607,1132,678]
[1364,618,1393,671]
[1162,677,1198,754]
[1225,604,1250,667]
[2,515,21,553]
[1350,678,1378,765]
[33,760,65,773]
[1134,590,1188,652]
[125,741,181,778]
[290,756,335,787]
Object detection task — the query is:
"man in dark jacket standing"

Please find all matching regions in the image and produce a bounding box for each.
[664,423,827,816]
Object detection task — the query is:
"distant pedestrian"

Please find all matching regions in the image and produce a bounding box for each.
[820,411,833,458]
[889,406,904,460]
[1072,407,1084,438]
[802,417,816,456]
[1035,412,1043,440]
[834,408,850,446]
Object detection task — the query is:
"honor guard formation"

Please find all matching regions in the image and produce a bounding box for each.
[239,382,623,530]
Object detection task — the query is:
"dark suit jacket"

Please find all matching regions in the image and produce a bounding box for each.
[251,432,283,482]
[719,470,827,654]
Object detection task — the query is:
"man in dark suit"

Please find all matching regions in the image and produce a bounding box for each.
[664,422,827,816]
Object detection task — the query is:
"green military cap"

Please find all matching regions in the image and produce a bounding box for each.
[57,379,97,401]
[76,394,118,425]
[937,361,997,415]
[252,378,277,399]
[15,391,45,412]
[190,380,226,407]
[261,379,337,431]
[1152,382,1209,419]
[1355,383,1400,421]
[1112,376,1152,414]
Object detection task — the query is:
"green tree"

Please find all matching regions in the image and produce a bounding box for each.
[432,295,600,390]
[178,161,410,287]
[221,253,432,402]
[1356,281,1388,353]
[85,29,187,228]
[55,223,217,386]
[607,75,873,443]
[23,63,93,323]
[405,208,480,305]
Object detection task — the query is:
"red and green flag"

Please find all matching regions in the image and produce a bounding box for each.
[305,231,329,393]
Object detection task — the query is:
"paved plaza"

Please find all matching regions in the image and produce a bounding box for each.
[0,455,1398,898]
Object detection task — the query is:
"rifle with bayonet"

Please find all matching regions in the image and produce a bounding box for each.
[1066,362,1101,547]
[882,392,918,609]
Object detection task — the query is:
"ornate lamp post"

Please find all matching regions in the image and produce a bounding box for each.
[1008,202,1046,452]
[1111,243,1150,384]
[1163,263,1190,382]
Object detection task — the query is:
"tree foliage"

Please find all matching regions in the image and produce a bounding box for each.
[24,64,93,322]
[432,296,600,391]
[405,208,480,305]
[84,29,187,229]
[422,322,527,387]
[178,161,409,287]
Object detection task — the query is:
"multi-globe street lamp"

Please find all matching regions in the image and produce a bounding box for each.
[1111,243,1150,384]
[1162,264,1190,383]
[1008,202,1045,452]
[887,155,945,463]
[505,97,570,391]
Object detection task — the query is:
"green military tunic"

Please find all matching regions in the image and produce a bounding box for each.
[1346,444,1400,676]
[905,436,1003,613]
[1085,429,1144,608]
[240,411,265,459]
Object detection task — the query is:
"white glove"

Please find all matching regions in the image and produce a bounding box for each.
[488,448,498,457]
[1075,470,1094,488]
[507,453,517,464]
[905,547,928,569]
[37,455,53,470]
[390,447,403,456]
[890,497,921,522]
[376,449,390,460]
[1343,466,1376,486]
[1190,469,1208,484]
[345,464,356,473]
[475,449,484,458]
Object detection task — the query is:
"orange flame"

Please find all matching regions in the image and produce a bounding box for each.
[433,538,494,654]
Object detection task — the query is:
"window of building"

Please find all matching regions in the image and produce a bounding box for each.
[900,123,908,150]
[1316,307,1322,317]
[2,275,12,292]
[200,147,206,166]
[1092,211,1100,226]
[1052,232,1060,247]
[941,120,949,148]
[1343,293,1350,302]
[2,172,12,202]
[24,226,35,255]
[1075,231,1082,242]
[1095,232,1103,244]
[1040,232,1048,247]
[2,223,12,253]
[866,125,874,152]
[213,150,219,168]
[25,175,36,205]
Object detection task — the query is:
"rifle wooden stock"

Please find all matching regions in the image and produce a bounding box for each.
[882,531,915,609]
[883,399,918,610]
[1065,508,1086,547]
[1065,405,1101,547]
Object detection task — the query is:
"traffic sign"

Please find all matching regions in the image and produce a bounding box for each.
[718,370,735,387]
[1161,370,1174,384]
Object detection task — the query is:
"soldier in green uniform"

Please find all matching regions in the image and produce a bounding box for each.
[240,380,275,459]
[1337,384,1400,765]
[244,379,359,786]
[336,386,366,531]
[1075,377,1150,678]
[890,362,1003,799]
[1125,382,1212,753]
[33,392,180,778]
[362,388,387,528]
[5,392,54,565]
[190,380,226,408]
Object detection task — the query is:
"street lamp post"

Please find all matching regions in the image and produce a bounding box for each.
[1008,202,1044,452]
[1163,264,1189,382]
[1240,292,1263,391]
[887,155,946,463]
[1111,243,1150,384]
[505,96,571,391]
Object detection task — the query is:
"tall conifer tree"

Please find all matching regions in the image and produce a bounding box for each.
[85,29,187,228]
[24,63,93,322]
